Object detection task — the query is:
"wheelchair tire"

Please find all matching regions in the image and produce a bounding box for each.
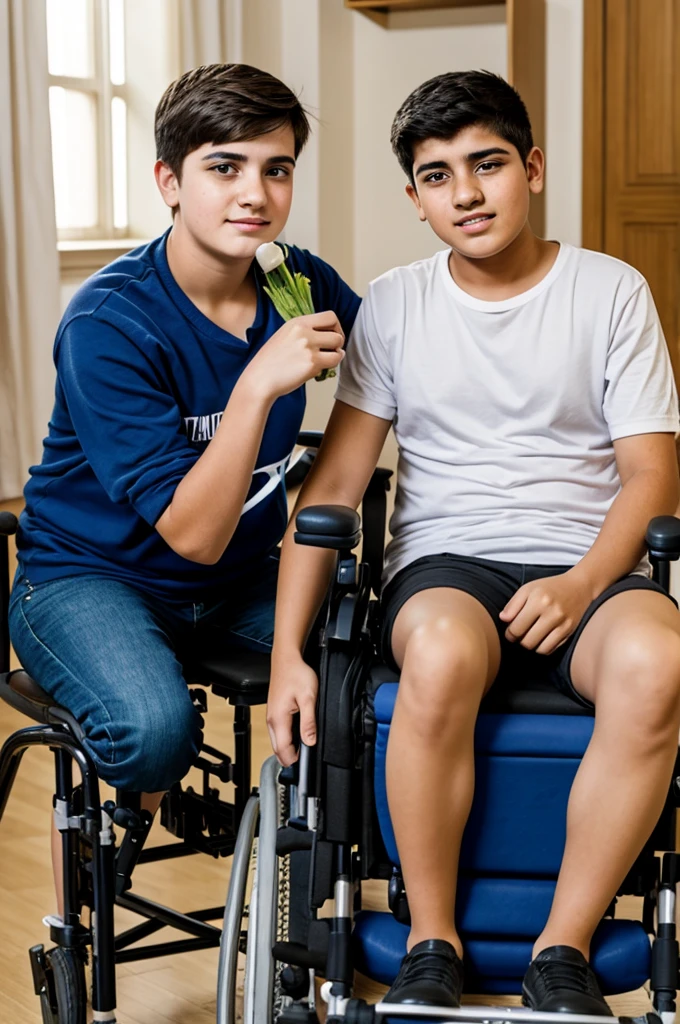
[39,947,87,1024]
[217,757,312,1024]
[244,756,292,1024]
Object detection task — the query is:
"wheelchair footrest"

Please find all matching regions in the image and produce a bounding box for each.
[366,1007,661,1024]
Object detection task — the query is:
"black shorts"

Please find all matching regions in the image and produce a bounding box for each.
[380,553,675,709]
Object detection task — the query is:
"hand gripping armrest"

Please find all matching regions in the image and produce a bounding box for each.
[646,516,680,560]
[294,505,361,551]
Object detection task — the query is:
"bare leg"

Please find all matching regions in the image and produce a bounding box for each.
[534,590,680,958]
[388,589,500,957]
[51,790,165,918]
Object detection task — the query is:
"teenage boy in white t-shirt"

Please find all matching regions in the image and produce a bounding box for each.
[267,71,680,1013]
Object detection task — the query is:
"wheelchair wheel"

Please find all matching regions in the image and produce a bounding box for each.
[218,756,310,1024]
[38,946,87,1024]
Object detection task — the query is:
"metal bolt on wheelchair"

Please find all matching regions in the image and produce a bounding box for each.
[216,498,680,1024]
[0,434,329,1023]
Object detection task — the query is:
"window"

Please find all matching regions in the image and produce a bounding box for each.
[47,0,128,239]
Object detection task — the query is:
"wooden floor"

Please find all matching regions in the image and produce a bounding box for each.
[0,496,655,1022]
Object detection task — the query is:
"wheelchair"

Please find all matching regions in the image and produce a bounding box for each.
[216,492,680,1024]
[0,431,335,1024]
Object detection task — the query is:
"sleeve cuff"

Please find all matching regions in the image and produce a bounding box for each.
[335,385,395,422]
[608,418,680,441]
[129,456,197,526]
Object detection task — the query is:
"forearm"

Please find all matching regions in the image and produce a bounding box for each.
[571,467,679,597]
[158,375,273,563]
[271,511,337,667]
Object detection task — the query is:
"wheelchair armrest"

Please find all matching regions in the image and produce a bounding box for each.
[646,516,680,560]
[296,430,323,449]
[0,512,18,537]
[295,505,361,550]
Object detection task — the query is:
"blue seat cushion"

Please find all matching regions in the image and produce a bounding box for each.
[373,683,595,873]
[353,910,651,995]
[373,684,594,756]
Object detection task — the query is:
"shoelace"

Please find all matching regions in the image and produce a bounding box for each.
[400,951,459,990]
[536,958,598,995]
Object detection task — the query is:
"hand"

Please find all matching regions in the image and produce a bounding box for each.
[498,570,594,655]
[266,653,319,767]
[244,311,345,402]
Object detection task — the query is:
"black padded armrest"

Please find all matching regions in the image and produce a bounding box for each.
[296,430,323,449]
[646,516,680,558]
[0,512,18,536]
[295,504,361,550]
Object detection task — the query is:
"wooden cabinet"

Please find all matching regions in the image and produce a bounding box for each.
[584,0,680,382]
[345,0,546,235]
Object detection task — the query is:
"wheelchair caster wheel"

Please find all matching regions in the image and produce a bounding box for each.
[31,945,87,1024]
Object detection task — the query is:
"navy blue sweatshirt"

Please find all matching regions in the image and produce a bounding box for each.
[17,233,360,598]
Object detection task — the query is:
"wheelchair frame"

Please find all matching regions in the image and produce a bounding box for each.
[0,433,329,1023]
[0,433,395,1023]
[215,503,680,1024]
[0,530,263,1023]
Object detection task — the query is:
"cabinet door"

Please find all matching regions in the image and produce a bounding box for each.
[603,0,680,380]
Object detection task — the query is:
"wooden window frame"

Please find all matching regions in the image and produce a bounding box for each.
[49,0,129,241]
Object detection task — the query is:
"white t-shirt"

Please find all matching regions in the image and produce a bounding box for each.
[336,243,679,585]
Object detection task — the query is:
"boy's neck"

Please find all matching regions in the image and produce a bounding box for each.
[165,220,258,337]
[448,227,559,302]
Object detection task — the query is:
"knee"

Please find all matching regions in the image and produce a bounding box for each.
[89,698,203,793]
[400,618,488,728]
[606,627,680,738]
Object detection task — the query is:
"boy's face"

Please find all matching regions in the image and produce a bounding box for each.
[405,124,544,259]
[155,125,296,261]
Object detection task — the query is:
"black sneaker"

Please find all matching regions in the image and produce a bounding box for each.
[383,938,463,1007]
[522,945,613,1015]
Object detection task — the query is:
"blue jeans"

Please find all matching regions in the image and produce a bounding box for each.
[8,556,278,792]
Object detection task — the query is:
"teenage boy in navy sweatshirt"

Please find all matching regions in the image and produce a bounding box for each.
[10,64,359,818]
[268,71,680,1015]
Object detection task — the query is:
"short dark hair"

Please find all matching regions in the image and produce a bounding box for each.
[155,63,311,178]
[390,70,533,183]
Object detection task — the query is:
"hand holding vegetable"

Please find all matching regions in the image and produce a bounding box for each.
[255,242,342,382]
[241,309,345,403]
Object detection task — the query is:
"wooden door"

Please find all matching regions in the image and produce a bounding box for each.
[583,0,680,381]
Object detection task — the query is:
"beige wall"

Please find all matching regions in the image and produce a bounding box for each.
[351,6,506,293]
[545,0,583,248]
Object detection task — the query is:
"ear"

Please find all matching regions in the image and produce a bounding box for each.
[405,182,427,222]
[525,146,545,196]
[155,160,180,211]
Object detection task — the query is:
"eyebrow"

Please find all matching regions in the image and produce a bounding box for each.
[201,151,296,167]
[414,147,510,177]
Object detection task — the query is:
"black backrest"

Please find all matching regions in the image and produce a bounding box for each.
[0,512,18,675]
[360,468,393,598]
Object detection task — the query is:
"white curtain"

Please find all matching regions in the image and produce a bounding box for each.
[0,0,60,500]
[178,0,231,72]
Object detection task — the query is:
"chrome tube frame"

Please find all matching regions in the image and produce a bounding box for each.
[216,793,259,1024]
